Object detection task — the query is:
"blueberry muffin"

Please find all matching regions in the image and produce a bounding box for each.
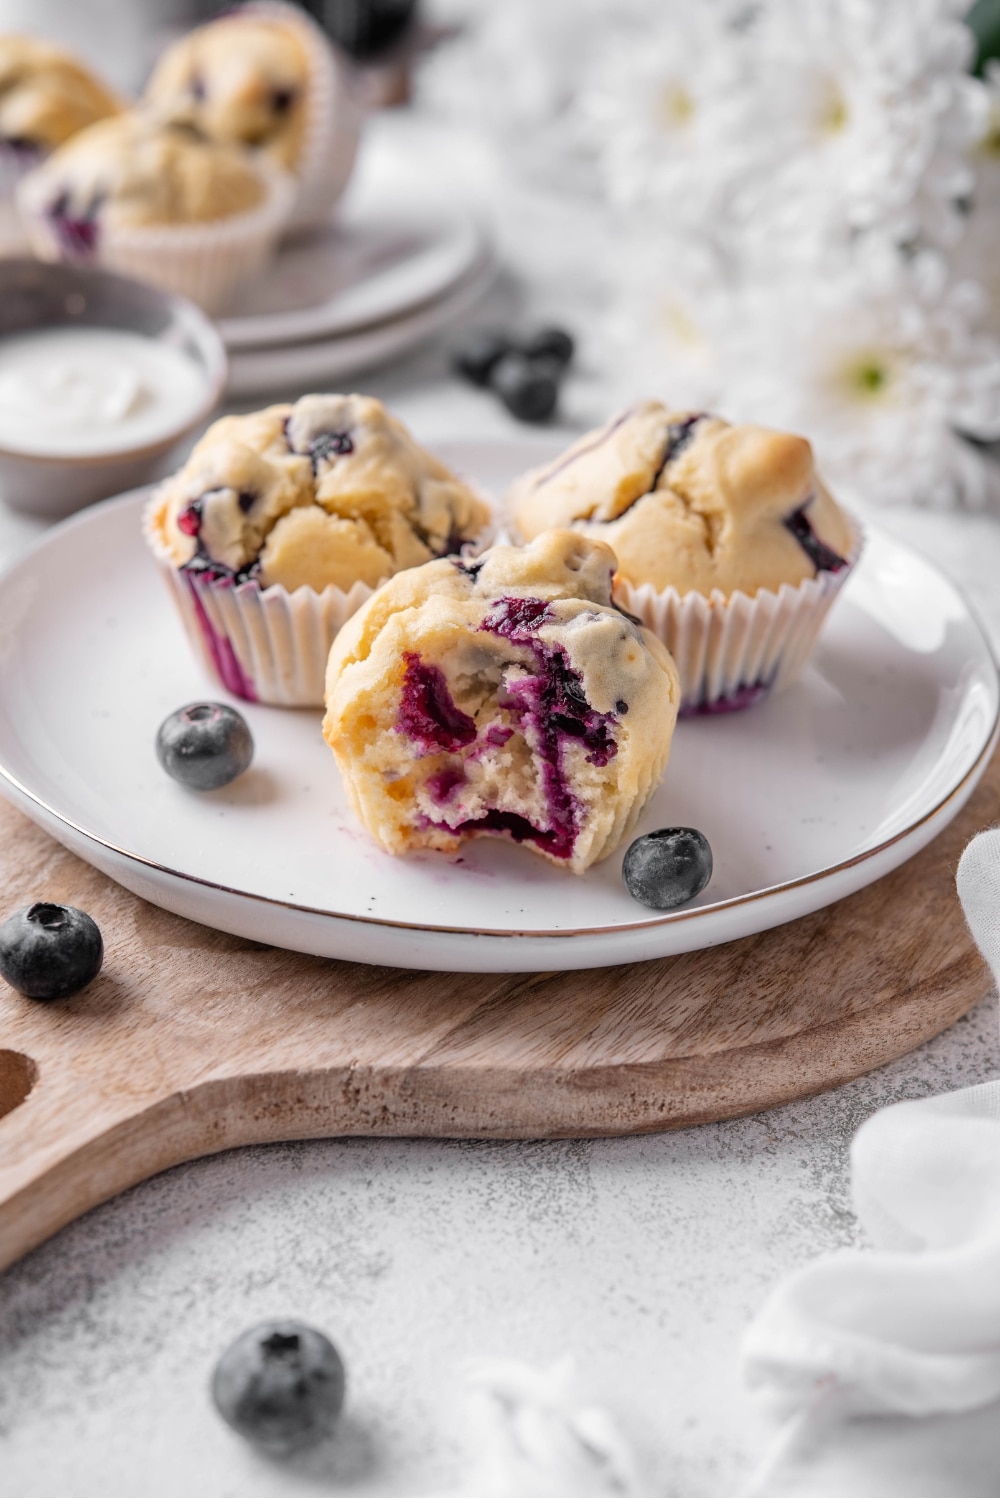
[510,402,859,712]
[18,111,290,310]
[144,1,361,231]
[146,393,493,705]
[0,34,121,248]
[323,530,681,873]
[0,35,121,160]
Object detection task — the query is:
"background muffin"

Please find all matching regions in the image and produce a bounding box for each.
[18,111,291,310]
[144,1,362,232]
[147,392,493,705]
[0,34,122,247]
[323,529,681,873]
[510,401,859,713]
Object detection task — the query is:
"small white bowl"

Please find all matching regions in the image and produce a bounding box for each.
[0,258,227,519]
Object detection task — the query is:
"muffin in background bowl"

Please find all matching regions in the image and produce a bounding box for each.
[18,112,293,312]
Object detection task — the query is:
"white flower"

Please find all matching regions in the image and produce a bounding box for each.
[950,61,1000,338]
[600,234,734,414]
[733,0,989,254]
[720,244,1000,509]
[416,0,607,194]
[573,0,756,226]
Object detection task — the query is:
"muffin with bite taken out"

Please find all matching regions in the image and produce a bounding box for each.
[323,529,681,874]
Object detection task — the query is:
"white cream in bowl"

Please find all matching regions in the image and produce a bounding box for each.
[0,326,208,457]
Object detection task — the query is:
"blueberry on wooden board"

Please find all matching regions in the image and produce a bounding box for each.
[211,1321,346,1453]
[0,903,103,1001]
[622,828,713,910]
[156,702,253,791]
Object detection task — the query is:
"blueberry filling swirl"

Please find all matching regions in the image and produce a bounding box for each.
[396,596,623,862]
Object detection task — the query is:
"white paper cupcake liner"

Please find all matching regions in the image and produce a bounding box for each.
[245,0,364,233]
[158,559,373,706]
[19,162,294,313]
[146,500,496,707]
[617,519,863,715]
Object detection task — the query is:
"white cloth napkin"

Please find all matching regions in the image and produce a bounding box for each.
[742,828,1000,1497]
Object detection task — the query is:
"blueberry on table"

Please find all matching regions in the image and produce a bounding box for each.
[451,328,513,388]
[156,702,253,791]
[0,902,103,1001]
[211,1320,346,1454]
[492,351,560,423]
[521,326,575,368]
[622,828,713,910]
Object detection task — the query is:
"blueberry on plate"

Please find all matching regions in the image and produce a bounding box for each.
[491,351,560,423]
[450,327,513,388]
[0,902,103,1001]
[156,702,253,791]
[211,1320,346,1454]
[622,828,713,910]
[521,325,575,368]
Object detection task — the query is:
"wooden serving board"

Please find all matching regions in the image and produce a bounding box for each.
[1,751,997,1275]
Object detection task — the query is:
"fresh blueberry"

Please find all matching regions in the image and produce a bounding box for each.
[491,351,559,423]
[211,1320,346,1454]
[0,903,103,1001]
[451,328,514,388]
[156,702,253,791]
[622,827,713,910]
[521,326,575,368]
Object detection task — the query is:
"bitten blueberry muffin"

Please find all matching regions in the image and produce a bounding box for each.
[510,400,854,596]
[144,1,361,230]
[146,394,492,706]
[323,530,681,874]
[510,402,858,714]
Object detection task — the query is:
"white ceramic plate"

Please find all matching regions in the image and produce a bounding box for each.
[0,443,996,973]
[224,254,495,399]
[218,203,487,351]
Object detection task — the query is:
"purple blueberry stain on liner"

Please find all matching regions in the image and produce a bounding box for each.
[679,681,771,717]
[185,580,257,701]
[47,191,101,257]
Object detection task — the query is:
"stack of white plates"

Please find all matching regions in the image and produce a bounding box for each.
[219,165,494,397]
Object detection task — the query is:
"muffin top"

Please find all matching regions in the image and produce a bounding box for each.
[324,529,680,873]
[510,401,855,597]
[0,35,121,156]
[149,393,492,593]
[18,112,268,234]
[144,11,313,172]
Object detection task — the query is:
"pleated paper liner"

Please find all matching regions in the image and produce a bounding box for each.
[617,520,863,715]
